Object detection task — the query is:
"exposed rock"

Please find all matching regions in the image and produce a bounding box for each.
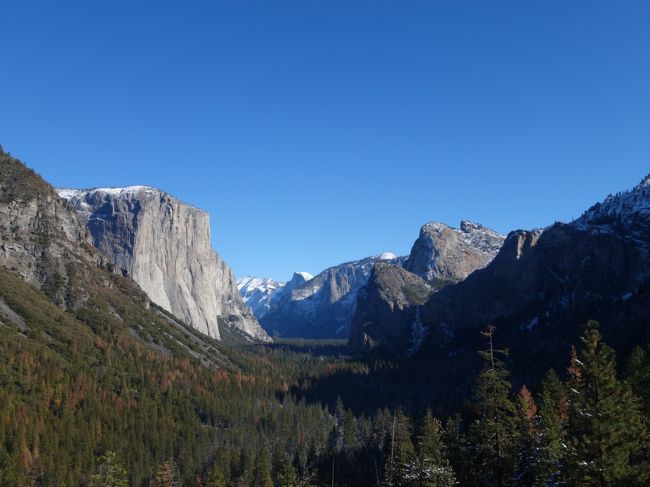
[260,256,394,338]
[349,263,433,354]
[237,272,313,319]
[58,186,270,342]
[404,220,505,283]
[0,149,100,308]
[408,174,650,388]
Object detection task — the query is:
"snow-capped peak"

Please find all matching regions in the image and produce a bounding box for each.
[57,186,158,199]
[294,271,314,281]
[376,252,398,261]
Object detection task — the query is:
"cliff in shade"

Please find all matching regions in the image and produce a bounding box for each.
[58,186,270,342]
[349,262,433,355]
[349,174,650,397]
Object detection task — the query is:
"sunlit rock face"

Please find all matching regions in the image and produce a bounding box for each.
[59,186,270,342]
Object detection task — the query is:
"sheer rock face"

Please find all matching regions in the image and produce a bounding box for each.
[404,220,505,283]
[349,263,433,354]
[58,186,270,342]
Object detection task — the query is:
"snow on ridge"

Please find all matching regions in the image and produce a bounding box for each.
[574,173,650,232]
[57,186,159,199]
[376,252,398,261]
[294,271,314,281]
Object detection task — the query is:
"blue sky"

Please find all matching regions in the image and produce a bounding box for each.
[1,1,649,281]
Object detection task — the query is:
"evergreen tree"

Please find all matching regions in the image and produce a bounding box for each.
[444,414,470,486]
[512,386,538,486]
[413,409,455,486]
[88,451,128,487]
[624,345,650,418]
[384,409,415,487]
[564,321,647,486]
[275,452,299,487]
[206,464,227,487]
[150,459,179,487]
[468,326,517,487]
[253,448,274,487]
[535,369,566,486]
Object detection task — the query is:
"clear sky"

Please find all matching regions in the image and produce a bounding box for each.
[1,1,649,281]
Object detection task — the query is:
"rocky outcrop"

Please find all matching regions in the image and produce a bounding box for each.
[260,220,503,340]
[0,148,101,308]
[404,220,505,283]
[58,186,270,342]
[404,175,650,387]
[350,263,433,354]
[238,272,313,319]
[261,253,400,338]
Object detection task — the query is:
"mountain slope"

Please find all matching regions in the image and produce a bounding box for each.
[349,262,433,354]
[359,174,650,391]
[58,186,269,342]
[237,271,313,319]
[260,254,398,338]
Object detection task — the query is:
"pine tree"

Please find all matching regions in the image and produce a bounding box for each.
[206,464,227,487]
[89,451,129,487]
[535,369,566,486]
[150,459,179,487]
[384,409,415,487]
[413,409,455,486]
[468,326,517,487]
[564,321,647,486]
[253,448,273,487]
[624,345,650,417]
[275,452,299,487]
[444,414,470,486]
[512,386,538,486]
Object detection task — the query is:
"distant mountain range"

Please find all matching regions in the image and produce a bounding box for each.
[240,222,505,338]
[342,174,650,400]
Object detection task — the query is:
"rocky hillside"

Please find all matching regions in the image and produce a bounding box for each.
[350,174,650,391]
[58,186,270,342]
[237,271,313,319]
[404,220,505,283]
[258,220,504,340]
[0,147,236,367]
[260,254,399,338]
[349,262,433,355]
[0,148,100,308]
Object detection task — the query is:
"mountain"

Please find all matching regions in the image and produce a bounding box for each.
[404,220,505,284]
[237,271,313,319]
[260,253,399,338]
[258,221,503,340]
[0,148,323,485]
[351,174,650,391]
[349,262,433,355]
[58,186,270,342]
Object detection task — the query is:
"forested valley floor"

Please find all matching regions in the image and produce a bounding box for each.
[1,260,649,487]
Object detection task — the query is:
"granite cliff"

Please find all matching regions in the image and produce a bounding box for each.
[58,186,269,342]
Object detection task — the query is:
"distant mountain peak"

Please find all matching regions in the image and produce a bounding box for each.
[376,252,398,261]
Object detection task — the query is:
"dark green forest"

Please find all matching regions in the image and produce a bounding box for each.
[1,262,649,486]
